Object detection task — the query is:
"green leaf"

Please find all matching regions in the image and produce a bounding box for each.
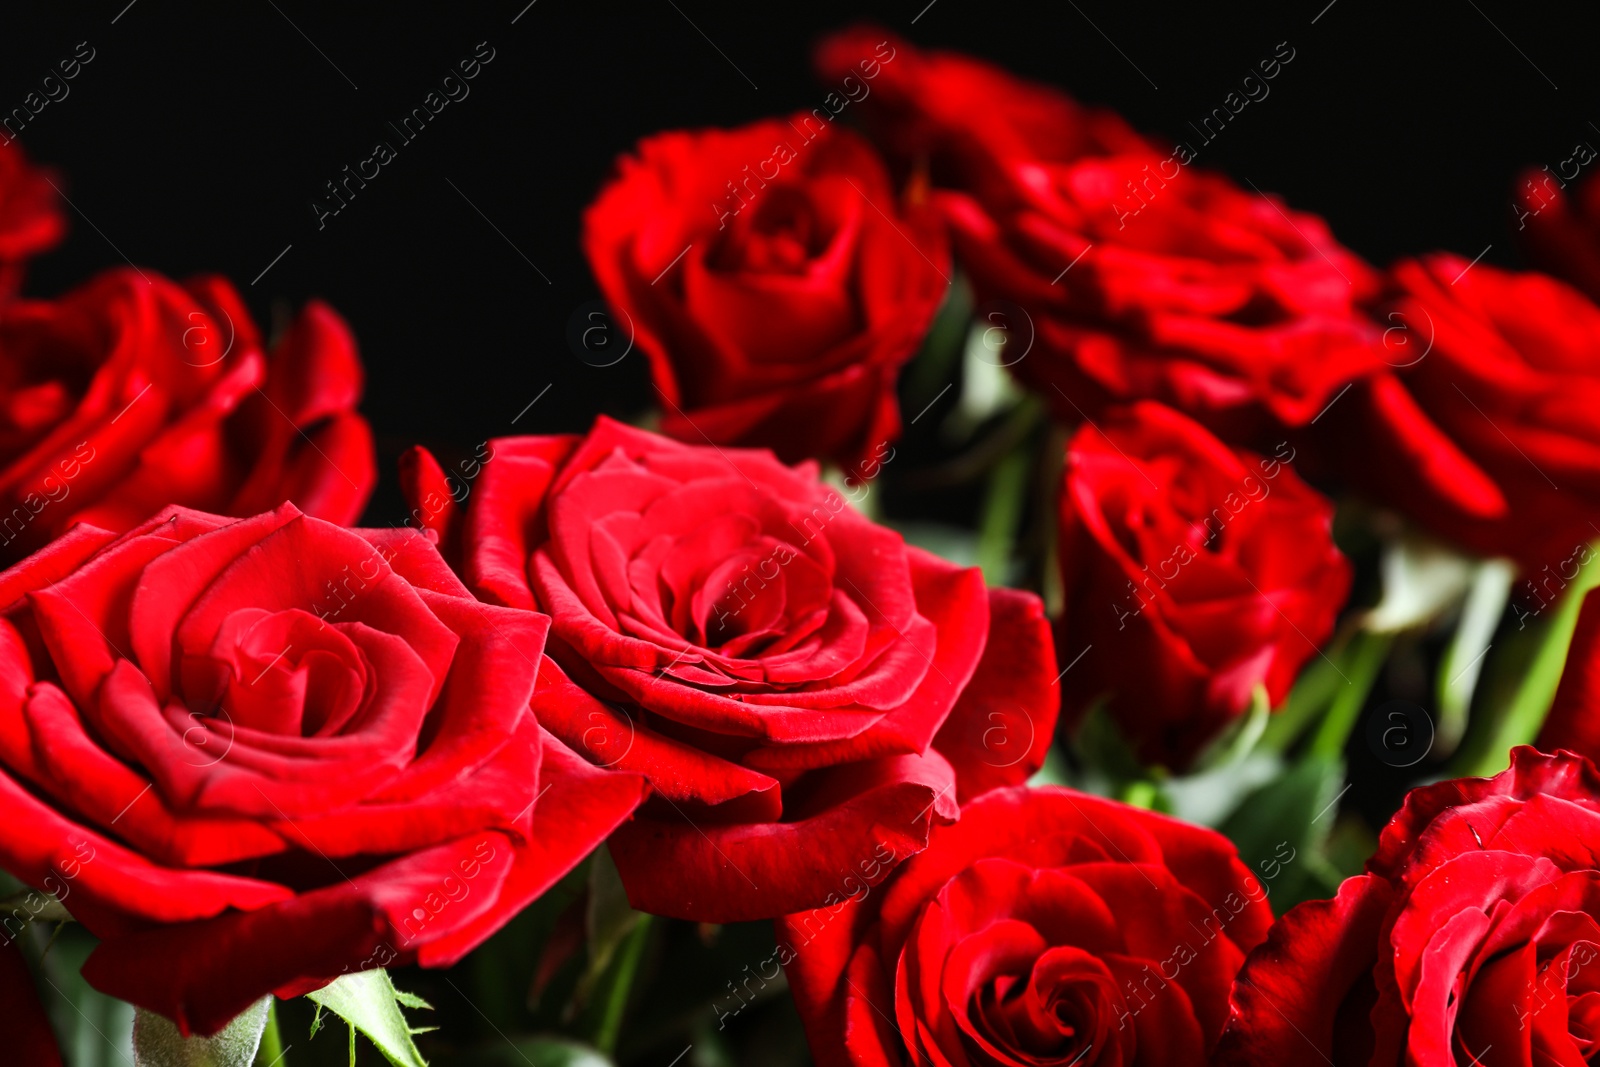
[0,888,72,925]
[253,1000,283,1066]
[1300,853,1348,900]
[468,856,589,1029]
[583,915,652,1056]
[1153,690,1278,828]
[576,850,646,1007]
[1451,544,1600,778]
[1321,812,1380,881]
[1070,701,1146,786]
[900,273,972,414]
[133,998,270,1067]
[35,922,135,1067]
[576,851,654,1054]
[586,850,638,965]
[304,969,432,1067]
[1069,689,1292,830]
[1160,752,1284,829]
[1219,755,1346,914]
[888,521,980,568]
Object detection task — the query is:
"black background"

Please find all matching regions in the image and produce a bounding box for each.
[4,0,1599,523]
[8,2,1600,1061]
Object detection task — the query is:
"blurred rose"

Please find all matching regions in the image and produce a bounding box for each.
[1058,402,1349,769]
[0,267,376,564]
[1320,255,1600,568]
[584,113,949,468]
[1516,165,1600,303]
[0,141,64,300]
[815,28,1384,448]
[813,25,1147,198]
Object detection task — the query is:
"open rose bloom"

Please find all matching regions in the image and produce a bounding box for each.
[815,28,1384,448]
[1320,255,1600,568]
[584,112,949,468]
[405,417,1058,921]
[0,503,643,1033]
[0,268,376,564]
[780,785,1274,1066]
[1219,748,1600,1065]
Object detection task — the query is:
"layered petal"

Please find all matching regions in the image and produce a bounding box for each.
[782,785,1270,1066]
[1057,402,1348,769]
[0,269,374,566]
[0,504,641,1034]
[583,114,948,467]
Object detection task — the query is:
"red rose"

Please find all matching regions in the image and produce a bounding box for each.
[1059,402,1349,769]
[402,417,1057,921]
[778,784,1275,1067]
[0,504,645,1033]
[0,141,63,300]
[1,938,61,1066]
[813,27,1146,199]
[817,29,1384,447]
[583,114,949,468]
[0,268,376,564]
[1218,747,1600,1066]
[1320,256,1600,568]
[1516,166,1600,303]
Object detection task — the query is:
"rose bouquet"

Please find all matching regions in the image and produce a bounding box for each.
[5,21,1600,1067]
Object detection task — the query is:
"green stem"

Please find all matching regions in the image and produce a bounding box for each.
[1451,559,1600,778]
[976,438,1032,586]
[0,889,72,924]
[591,915,653,1056]
[1258,632,1354,755]
[255,998,284,1065]
[1309,630,1393,760]
[1038,423,1069,619]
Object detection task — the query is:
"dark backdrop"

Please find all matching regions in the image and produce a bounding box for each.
[7,3,1600,1059]
[4,0,1597,514]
